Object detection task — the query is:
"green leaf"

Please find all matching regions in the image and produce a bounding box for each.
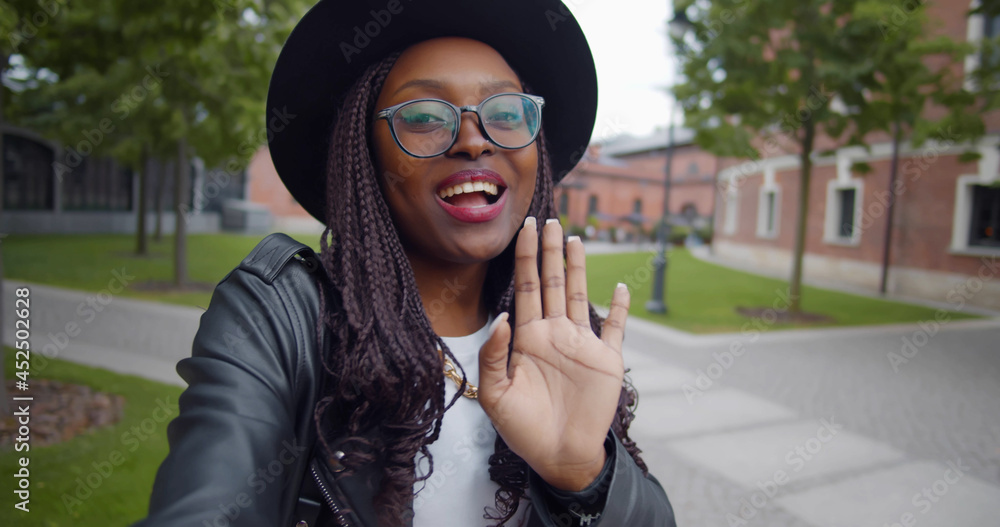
[851,161,873,175]
[958,150,982,164]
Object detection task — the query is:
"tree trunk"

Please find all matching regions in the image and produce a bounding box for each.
[788,121,816,314]
[154,158,167,242]
[136,144,150,255]
[879,120,903,294]
[709,155,721,255]
[174,138,188,287]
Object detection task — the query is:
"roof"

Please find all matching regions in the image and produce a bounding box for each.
[600,127,697,157]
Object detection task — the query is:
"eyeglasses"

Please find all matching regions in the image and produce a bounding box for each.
[374,92,545,158]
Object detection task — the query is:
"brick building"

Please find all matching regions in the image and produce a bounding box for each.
[245,146,323,233]
[556,128,718,241]
[712,1,1000,310]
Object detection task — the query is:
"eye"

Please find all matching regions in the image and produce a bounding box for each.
[396,113,448,133]
[484,106,524,129]
[393,102,454,133]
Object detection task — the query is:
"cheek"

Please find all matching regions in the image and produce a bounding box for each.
[515,147,539,209]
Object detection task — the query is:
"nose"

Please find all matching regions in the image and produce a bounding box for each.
[445,111,495,160]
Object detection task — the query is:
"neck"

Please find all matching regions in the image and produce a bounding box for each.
[407,250,490,337]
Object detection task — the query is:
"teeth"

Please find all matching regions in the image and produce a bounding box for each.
[437,181,502,199]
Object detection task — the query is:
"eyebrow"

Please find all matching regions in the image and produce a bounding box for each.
[391,78,522,98]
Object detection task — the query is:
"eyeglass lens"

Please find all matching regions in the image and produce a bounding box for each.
[390,94,540,156]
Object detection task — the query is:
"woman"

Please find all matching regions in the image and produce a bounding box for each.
[135,1,676,526]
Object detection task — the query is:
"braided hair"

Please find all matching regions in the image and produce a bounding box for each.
[312,50,647,527]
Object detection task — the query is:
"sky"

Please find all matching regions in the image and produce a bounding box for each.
[565,0,678,144]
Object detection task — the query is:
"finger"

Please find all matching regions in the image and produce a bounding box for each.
[478,312,512,412]
[565,235,591,327]
[541,218,567,318]
[601,283,630,353]
[514,216,543,325]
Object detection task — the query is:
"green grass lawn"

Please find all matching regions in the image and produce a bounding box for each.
[0,348,183,527]
[2,232,323,309]
[584,249,979,333]
[2,233,977,333]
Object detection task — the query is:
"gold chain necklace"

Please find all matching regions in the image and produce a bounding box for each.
[439,348,478,399]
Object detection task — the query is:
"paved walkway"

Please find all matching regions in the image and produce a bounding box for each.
[620,314,1000,526]
[5,278,1000,526]
[3,280,199,387]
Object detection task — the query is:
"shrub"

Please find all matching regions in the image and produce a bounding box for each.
[669,225,690,246]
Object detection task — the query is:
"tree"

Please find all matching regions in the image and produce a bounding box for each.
[673,0,982,312]
[844,1,981,294]
[7,0,311,286]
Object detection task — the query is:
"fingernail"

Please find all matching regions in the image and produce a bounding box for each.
[567,235,581,244]
[489,312,509,336]
[545,218,559,225]
[524,216,536,228]
[617,282,628,292]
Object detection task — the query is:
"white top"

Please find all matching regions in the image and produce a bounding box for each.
[412,312,530,526]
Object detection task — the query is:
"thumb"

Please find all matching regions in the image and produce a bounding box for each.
[478,312,512,398]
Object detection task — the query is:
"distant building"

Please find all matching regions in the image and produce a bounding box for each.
[245,146,324,234]
[1,124,234,235]
[557,128,718,242]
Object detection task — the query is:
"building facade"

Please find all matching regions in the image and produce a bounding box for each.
[556,129,718,242]
[1,124,231,235]
[712,1,1000,310]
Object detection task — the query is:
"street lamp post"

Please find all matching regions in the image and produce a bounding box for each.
[646,9,692,315]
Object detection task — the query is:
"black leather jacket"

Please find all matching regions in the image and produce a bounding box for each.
[132,233,677,527]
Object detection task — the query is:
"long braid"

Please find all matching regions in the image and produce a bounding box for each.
[313,52,646,527]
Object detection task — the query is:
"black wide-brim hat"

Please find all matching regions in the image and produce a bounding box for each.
[266,0,598,224]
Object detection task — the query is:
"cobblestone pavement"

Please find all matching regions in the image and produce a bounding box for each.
[623,316,1000,527]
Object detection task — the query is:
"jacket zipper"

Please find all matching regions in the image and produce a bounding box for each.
[311,461,351,527]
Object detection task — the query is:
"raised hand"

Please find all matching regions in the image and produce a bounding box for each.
[478,216,630,491]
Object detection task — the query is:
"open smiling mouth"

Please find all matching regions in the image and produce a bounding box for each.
[437,181,505,208]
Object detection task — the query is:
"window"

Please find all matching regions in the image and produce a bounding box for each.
[823,179,863,245]
[838,188,856,238]
[62,156,134,211]
[965,0,1000,90]
[588,195,598,215]
[985,12,1000,38]
[559,192,569,215]
[982,11,1000,70]
[969,184,1000,248]
[756,186,780,238]
[766,193,777,233]
[633,199,642,214]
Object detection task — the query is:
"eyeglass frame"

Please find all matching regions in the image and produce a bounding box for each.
[373,92,546,158]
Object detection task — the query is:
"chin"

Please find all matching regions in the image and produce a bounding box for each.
[448,234,510,264]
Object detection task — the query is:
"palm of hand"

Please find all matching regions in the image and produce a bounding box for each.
[477,217,631,491]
